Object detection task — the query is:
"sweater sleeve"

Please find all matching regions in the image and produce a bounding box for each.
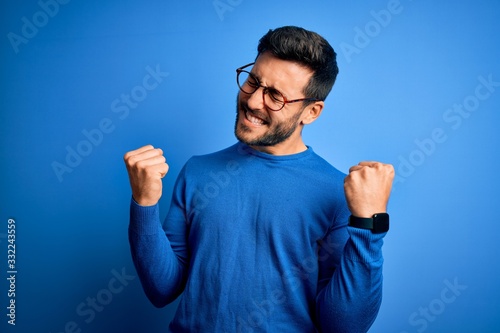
[316,219,385,333]
[128,168,190,308]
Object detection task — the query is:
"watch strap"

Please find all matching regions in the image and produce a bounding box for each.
[348,216,374,230]
[349,213,389,233]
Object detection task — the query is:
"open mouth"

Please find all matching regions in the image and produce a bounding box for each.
[244,109,268,127]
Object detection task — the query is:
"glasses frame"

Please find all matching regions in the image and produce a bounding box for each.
[236,62,322,111]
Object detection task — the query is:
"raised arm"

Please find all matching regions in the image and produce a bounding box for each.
[124,145,188,307]
[316,161,394,332]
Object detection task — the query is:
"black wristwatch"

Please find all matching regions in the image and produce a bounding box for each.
[348,213,389,233]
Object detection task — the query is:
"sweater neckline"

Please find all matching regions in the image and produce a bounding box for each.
[236,142,313,161]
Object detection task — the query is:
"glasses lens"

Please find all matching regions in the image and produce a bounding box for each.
[237,70,258,94]
[236,68,285,111]
[264,88,285,111]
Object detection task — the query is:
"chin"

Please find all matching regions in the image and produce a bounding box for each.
[234,126,254,145]
[234,110,254,143]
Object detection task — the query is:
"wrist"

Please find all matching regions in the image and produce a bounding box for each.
[349,207,387,219]
[132,195,158,207]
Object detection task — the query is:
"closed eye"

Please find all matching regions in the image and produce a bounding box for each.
[246,75,259,88]
[267,88,284,103]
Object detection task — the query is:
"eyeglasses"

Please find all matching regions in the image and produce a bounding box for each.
[236,62,322,111]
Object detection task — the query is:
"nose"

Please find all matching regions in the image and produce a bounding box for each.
[245,86,266,111]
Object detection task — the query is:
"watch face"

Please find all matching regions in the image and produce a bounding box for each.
[372,213,389,233]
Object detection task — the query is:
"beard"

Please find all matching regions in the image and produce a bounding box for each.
[234,96,303,147]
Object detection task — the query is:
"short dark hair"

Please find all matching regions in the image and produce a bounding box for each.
[256,26,339,102]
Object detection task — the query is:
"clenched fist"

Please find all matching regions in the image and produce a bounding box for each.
[344,161,395,218]
[124,145,169,206]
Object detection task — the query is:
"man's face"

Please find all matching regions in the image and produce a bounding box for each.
[234,52,315,150]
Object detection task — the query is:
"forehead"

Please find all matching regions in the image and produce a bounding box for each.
[252,52,313,96]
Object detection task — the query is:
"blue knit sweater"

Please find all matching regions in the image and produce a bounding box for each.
[129,142,385,332]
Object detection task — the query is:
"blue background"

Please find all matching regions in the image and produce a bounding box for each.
[1,0,499,332]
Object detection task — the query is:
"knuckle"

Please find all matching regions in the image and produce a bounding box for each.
[134,160,147,170]
[128,154,139,163]
[385,164,395,173]
[123,152,133,163]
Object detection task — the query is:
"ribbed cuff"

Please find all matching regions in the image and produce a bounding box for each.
[344,227,386,263]
[128,197,163,235]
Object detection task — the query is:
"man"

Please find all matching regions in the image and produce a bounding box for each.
[124,26,394,332]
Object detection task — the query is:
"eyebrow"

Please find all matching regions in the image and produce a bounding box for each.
[249,71,289,98]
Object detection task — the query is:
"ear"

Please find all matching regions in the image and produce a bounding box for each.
[301,101,324,125]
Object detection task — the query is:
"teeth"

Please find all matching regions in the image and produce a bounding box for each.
[246,111,265,125]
